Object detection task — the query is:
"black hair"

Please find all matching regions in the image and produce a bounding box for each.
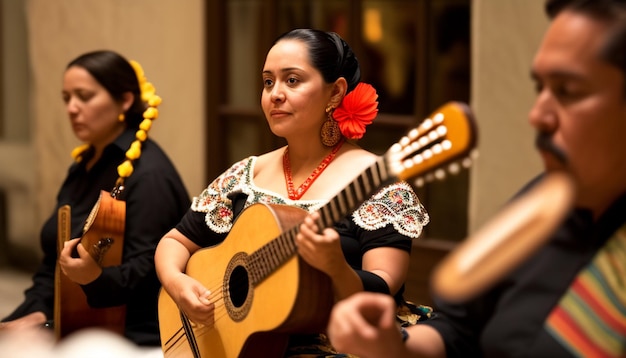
[545,0,626,91]
[546,0,626,18]
[273,28,361,93]
[66,50,145,129]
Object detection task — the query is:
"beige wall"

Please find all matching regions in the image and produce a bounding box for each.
[469,0,549,231]
[0,0,34,255]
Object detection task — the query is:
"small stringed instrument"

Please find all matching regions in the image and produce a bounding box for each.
[54,189,126,339]
[158,101,478,358]
[431,171,575,303]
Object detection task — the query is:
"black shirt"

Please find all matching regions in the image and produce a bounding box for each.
[3,129,190,346]
[421,175,626,357]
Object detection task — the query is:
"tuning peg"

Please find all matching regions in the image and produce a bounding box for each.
[412,154,478,188]
[448,162,461,175]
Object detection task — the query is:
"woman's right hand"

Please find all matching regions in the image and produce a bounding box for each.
[155,231,212,325]
[167,273,215,327]
[0,311,47,331]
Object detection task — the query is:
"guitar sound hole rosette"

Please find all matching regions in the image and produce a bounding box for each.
[223,252,253,322]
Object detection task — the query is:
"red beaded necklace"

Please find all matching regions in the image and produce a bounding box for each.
[283,140,344,200]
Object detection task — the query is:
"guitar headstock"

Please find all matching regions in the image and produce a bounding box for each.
[385,101,478,186]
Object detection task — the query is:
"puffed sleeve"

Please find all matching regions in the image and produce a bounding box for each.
[177,158,252,247]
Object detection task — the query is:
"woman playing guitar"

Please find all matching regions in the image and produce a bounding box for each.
[0,50,190,347]
[155,29,433,357]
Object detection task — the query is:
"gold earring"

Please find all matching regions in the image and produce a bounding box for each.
[118,113,125,122]
[321,105,341,147]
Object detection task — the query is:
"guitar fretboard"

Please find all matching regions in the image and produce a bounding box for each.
[246,157,393,286]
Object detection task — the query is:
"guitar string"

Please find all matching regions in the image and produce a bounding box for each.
[180,311,201,358]
[179,223,320,339]
[180,225,301,331]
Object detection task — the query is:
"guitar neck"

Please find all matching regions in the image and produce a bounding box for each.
[247,156,394,286]
[318,156,392,227]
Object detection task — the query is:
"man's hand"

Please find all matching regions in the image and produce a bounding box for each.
[327,292,406,358]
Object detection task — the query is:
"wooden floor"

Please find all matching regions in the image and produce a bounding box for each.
[0,267,32,319]
[0,266,164,356]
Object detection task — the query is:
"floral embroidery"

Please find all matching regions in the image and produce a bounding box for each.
[352,181,429,239]
[191,157,325,233]
[192,159,428,238]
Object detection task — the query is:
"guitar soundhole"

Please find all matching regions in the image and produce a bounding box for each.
[229,266,249,307]
[223,252,253,322]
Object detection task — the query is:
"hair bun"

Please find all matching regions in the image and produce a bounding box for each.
[328,32,361,92]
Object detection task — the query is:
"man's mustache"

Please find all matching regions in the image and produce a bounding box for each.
[535,132,568,165]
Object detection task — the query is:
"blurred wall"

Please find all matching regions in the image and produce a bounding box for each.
[469,0,549,231]
[0,0,34,262]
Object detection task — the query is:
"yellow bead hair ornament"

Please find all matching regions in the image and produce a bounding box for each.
[125,140,142,160]
[139,119,152,131]
[148,96,162,107]
[117,160,134,178]
[135,130,147,142]
[114,60,162,186]
[70,144,91,162]
[143,107,159,120]
[70,59,162,191]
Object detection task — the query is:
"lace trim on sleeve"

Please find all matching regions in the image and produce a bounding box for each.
[352,181,429,239]
[190,158,253,233]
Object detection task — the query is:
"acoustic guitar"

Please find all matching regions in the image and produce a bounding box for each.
[158,101,478,358]
[53,189,126,339]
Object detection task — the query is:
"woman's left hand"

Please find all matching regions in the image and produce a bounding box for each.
[58,238,103,285]
[296,211,345,275]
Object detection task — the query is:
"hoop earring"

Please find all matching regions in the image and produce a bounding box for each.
[321,105,341,147]
[118,113,126,122]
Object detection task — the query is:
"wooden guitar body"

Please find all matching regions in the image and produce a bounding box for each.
[54,190,126,339]
[159,203,334,358]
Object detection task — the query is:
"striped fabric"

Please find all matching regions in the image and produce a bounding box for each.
[545,225,626,357]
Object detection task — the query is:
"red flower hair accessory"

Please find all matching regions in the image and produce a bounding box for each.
[333,82,379,140]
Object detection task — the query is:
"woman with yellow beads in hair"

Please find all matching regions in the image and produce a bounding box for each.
[0,50,190,347]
